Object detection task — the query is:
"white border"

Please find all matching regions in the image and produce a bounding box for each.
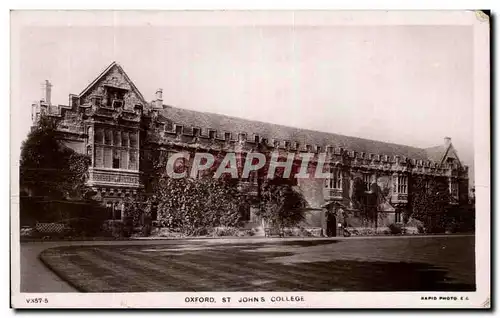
[9,10,490,309]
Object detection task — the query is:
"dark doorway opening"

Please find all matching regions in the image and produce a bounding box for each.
[326,213,336,237]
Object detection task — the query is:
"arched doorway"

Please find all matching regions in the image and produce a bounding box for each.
[326,213,336,237]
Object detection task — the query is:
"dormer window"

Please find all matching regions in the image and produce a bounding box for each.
[273,140,280,148]
[175,125,183,136]
[209,130,216,140]
[239,133,247,142]
[254,135,260,143]
[284,141,291,149]
[192,128,200,137]
[224,132,231,141]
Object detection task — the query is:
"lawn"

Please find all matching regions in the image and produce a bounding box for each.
[39,236,476,292]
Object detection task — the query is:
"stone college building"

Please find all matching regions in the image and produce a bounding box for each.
[30,62,471,236]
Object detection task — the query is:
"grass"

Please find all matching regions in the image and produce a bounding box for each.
[39,236,476,292]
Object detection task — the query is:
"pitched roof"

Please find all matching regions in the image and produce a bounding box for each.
[158,105,431,160]
[425,143,463,167]
[424,145,446,163]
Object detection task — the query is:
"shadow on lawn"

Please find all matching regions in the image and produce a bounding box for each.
[39,242,475,292]
[204,239,341,248]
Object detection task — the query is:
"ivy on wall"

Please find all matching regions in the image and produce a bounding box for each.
[409,175,451,232]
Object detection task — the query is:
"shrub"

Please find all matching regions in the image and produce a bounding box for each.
[299,228,314,237]
[237,229,256,237]
[417,224,426,234]
[102,220,124,238]
[122,216,134,237]
[388,223,402,235]
[427,224,445,234]
[445,219,458,233]
[191,227,210,237]
[211,227,239,237]
[358,228,376,236]
[142,215,152,236]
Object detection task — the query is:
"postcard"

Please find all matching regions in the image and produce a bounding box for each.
[10,10,490,309]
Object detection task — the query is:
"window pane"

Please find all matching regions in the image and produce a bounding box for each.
[112,150,120,169]
[103,148,112,168]
[121,149,128,170]
[95,128,104,144]
[95,146,103,168]
[122,131,129,147]
[114,131,121,146]
[129,150,137,170]
[130,132,138,148]
[104,129,112,145]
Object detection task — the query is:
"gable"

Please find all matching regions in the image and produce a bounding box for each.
[78,62,147,111]
[442,145,462,166]
[424,144,462,166]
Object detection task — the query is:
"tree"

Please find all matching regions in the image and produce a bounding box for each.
[256,179,308,229]
[20,115,91,199]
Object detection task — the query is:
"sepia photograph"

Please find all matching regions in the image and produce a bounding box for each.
[10,10,490,308]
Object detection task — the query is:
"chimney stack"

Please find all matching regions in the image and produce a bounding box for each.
[154,88,163,109]
[41,80,52,105]
[444,136,451,147]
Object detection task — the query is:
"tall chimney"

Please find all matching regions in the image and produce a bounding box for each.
[41,80,52,105]
[154,88,163,109]
[444,136,451,147]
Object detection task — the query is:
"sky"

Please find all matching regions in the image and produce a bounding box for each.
[14,23,474,168]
